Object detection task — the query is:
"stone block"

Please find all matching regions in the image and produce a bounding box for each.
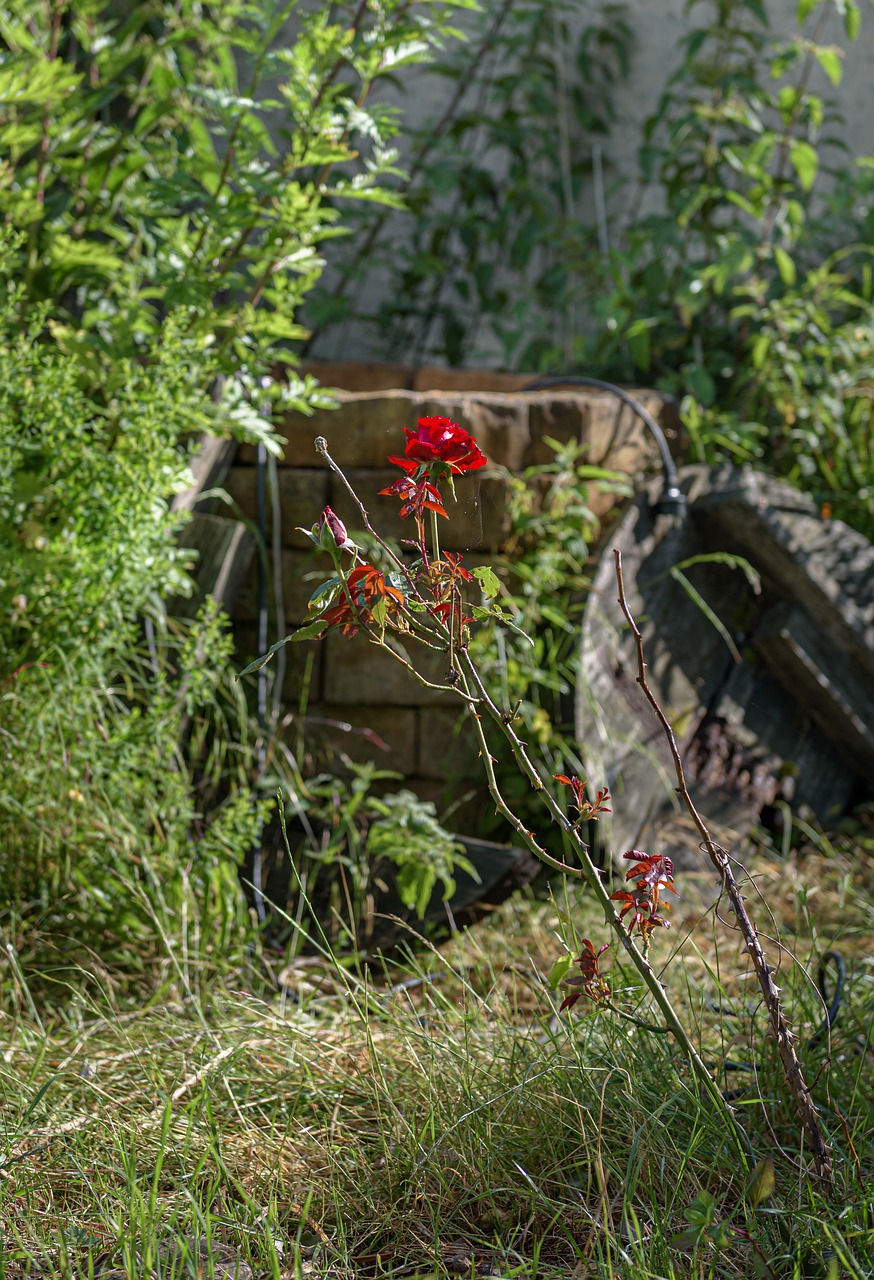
[418,394,531,471]
[329,469,510,553]
[413,367,534,393]
[309,704,417,775]
[323,631,462,707]
[399,775,489,831]
[264,391,425,470]
[416,706,477,781]
[527,390,667,474]
[236,546,328,626]
[233,620,324,710]
[281,638,324,710]
[299,358,417,393]
[223,466,329,550]
[527,396,590,466]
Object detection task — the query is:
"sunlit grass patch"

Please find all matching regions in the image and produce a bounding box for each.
[1,842,872,1279]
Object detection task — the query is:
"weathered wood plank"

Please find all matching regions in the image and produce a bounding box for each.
[172,437,238,513]
[754,600,874,784]
[171,513,256,618]
[577,464,870,868]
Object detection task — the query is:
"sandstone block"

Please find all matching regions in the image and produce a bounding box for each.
[233,620,324,709]
[416,707,477,781]
[323,631,461,707]
[236,547,327,625]
[398,775,488,831]
[312,704,418,774]
[267,391,425,469]
[527,396,590,466]
[528,390,667,472]
[329,469,510,553]
[413,367,534,393]
[299,358,417,393]
[223,466,329,550]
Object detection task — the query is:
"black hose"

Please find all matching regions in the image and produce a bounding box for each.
[251,439,268,924]
[807,949,846,1048]
[520,374,687,516]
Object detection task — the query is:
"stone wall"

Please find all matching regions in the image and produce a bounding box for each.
[224,368,677,815]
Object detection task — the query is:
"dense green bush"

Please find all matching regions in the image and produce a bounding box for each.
[0,0,471,404]
[0,283,263,981]
[591,0,874,535]
[0,0,475,991]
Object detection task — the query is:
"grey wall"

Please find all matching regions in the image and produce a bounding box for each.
[307,0,874,366]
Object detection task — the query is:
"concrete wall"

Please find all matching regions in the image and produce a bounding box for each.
[307,0,874,365]
[602,0,874,190]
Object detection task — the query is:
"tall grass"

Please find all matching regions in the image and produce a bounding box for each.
[1,839,871,1279]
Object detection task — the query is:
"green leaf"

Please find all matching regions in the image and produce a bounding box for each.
[685,365,717,407]
[751,332,771,370]
[845,3,861,40]
[796,0,820,21]
[395,862,437,918]
[789,139,819,191]
[813,46,843,86]
[472,565,500,598]
[308,577,341,609]
[49,234,123,274]
[627,321,651,371]
[773,246,796,286]
[671,1227,707,1251]
[371,595,388,627]
[670,569,742,663]
[291,618,329,643]
[673,552,762,594]
[745,1157,775,1207]
[547,954,573,990]
[470,605,535,647]
[236,635,292,677]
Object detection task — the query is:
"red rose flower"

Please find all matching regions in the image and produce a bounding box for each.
[388,417,487,475]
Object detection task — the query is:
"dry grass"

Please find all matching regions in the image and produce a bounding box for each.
[0,840,872,1279]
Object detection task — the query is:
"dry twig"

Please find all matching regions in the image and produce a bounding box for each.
[614,548,832,1184]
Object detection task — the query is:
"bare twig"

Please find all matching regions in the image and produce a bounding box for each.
[458,653,755,1163]
[613,548,833,1184]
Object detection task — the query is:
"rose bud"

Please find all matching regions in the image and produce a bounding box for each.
[318,505,354,551]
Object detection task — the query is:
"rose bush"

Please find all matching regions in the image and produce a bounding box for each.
[242,413,829,1180]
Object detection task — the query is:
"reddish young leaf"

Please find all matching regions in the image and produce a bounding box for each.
[560,938,610,1010]
[320,564,405,637]
[611,850,677,939]
[554,775,611,821]
[378,475,447,519]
